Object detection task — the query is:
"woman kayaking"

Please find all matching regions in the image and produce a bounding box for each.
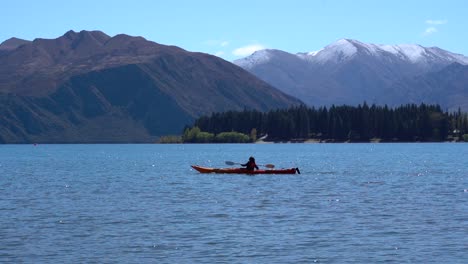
[241,156,259,171]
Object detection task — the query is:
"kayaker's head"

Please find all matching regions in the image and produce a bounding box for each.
[249,156,255,162]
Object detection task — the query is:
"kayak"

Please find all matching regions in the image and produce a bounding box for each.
[191,165,300,174]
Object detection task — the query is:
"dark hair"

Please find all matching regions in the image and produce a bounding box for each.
[249,156,255,161]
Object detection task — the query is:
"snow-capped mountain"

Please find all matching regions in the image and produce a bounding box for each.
[298,39,468,64]
[233,39,468,110]
[237,39,468,67]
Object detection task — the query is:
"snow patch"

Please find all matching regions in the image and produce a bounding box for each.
[328,39,358,56]
[312,39,358,63]
[296,49,322,62]
[308,49,322,56]
[233,49,271,69]
[396,44,427,62]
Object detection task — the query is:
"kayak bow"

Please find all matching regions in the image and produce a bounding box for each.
[191,165,300,174]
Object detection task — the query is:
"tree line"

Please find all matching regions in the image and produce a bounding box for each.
[181,103,468,143]
[159,127,252,143]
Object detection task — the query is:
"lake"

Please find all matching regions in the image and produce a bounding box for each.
[0,143,467,263]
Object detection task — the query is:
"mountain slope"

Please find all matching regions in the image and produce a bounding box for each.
[235,49,314,97]
[0,30,175,96]
[0,30,301,143]
[234,39,468,110]
[386,63,468,110]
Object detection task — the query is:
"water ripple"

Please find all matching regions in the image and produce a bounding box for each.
[0,143,467,263]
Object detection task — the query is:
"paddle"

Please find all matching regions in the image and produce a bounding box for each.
[225,161,275,169]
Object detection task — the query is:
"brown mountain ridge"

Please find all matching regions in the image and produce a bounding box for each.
[0,30,301,143]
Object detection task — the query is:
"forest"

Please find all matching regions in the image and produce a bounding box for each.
[160,103,468,143]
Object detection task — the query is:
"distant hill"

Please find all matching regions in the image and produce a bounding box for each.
[234,39,468,111]
[0,30,300,143]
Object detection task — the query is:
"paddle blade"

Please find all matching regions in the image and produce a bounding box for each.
[225,161,236,166]
[264,164,275,169]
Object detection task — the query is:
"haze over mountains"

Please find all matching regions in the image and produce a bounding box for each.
[234,39,468,111]
[0,30,300,143]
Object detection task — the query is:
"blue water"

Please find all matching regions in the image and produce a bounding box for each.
[0,143,467,263]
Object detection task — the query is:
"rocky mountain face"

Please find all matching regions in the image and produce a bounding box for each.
[0,30,300,143]
[234,39,468,111]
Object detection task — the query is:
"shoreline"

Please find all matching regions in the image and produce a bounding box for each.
[1,139,466,144]
[254,139,466,144]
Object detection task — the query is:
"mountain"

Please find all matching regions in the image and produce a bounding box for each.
[0,37,31,51]
[387,63,468,110]
[234,39,468,110]
[0,30,300,143]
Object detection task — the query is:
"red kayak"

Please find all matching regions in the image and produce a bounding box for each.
[191,165,300,174]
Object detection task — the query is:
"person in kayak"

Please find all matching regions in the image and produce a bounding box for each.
[241,156,259,171]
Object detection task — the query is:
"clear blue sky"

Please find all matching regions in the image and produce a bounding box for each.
[1,0,467,61]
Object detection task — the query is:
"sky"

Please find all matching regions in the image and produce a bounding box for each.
[1,0,467,61]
